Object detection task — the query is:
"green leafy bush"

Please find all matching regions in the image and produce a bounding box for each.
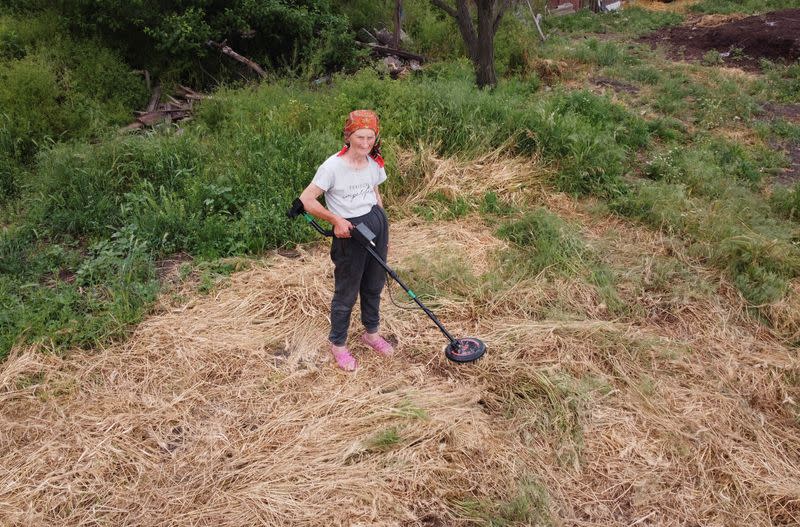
[0,12,147,173]
[0,55,65,161]
[49,0,359,79]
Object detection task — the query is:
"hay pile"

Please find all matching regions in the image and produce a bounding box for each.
[633,0,701,13]
[2,149,799,526]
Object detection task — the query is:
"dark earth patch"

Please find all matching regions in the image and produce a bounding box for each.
[641,9,800,71]
[762,102,800,122]
[592,76,639,94]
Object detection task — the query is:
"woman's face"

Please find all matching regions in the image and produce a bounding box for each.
[348,128,376,155]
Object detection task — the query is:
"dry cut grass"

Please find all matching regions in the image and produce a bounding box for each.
[2,148,799,526]
[634,0,702,13]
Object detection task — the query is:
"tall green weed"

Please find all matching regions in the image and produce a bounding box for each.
[612,180,800,306]
[543,7,681,36]
[690,0,800,14]
[0,225,157,360]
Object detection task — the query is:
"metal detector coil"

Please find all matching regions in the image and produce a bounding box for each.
[446,337,486,363]
[288,198,486,363]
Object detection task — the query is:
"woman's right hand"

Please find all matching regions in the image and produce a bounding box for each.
[333,218,353,238]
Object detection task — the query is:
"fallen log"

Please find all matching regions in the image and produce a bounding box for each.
[363,42,426,63]
[135,109,192,127]
[177,85,207,100]
[207,40,266,78]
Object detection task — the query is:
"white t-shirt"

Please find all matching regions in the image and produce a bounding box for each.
[311,153,387,218]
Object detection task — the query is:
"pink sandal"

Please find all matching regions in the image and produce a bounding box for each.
[361,333,394,357]
[331,345,357,372]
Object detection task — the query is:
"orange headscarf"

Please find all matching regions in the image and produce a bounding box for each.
[336,110,384,168]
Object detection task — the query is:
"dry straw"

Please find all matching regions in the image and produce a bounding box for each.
[2,149,799,526]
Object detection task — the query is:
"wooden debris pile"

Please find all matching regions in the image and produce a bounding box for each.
[122,84,207,133]
[360,27,424,78]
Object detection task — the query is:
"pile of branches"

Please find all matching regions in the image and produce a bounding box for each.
[360,28,424,78]
[122,82,207,132]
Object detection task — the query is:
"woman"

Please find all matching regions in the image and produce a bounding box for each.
[299,110,394,371]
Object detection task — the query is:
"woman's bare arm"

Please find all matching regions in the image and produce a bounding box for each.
[299,183,353,238]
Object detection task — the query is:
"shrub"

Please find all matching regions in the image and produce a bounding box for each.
[0,55,65,161]
[50,0,356,79]
[0,13,148,169]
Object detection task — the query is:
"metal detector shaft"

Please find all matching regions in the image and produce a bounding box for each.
[360,243,457,345]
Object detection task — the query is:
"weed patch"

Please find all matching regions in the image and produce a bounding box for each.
[543,7,681,36]
[496,208,589,278]
[612,178,800,309]
[690,0,800,15]
[456,478,553,526]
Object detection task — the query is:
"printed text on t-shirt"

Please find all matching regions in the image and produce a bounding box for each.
[343,183,372,201]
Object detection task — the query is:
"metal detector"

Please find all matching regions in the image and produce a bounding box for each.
[287,198,486,363]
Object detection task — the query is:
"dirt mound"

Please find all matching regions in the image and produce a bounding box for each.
[642,9,800,70]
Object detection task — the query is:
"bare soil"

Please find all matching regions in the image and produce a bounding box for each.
[641,9,800,71]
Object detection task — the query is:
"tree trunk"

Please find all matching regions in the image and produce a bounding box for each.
[393,0,402,50]
[430,0,505,88]
[454,1,479,62]
[475,0,497,88]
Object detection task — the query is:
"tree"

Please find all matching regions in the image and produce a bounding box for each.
[429,0,512,88]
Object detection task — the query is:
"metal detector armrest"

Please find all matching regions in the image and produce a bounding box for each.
[287,198,305,219]
[286,198,333,237]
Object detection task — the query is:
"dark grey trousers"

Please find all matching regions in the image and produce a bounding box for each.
[329,205,389,346]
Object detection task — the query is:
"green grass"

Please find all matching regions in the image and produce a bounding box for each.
[611,179,800,307]
[365,427,402,451]
[690,0,800,15]
[761,61,800,104]
[770,183,800,222]
[455,478,553,527]
[542,7,682,36]
[495,208,630,317]
[496,208,589,278]
[643,138,781,195]
[0,226,158,360]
